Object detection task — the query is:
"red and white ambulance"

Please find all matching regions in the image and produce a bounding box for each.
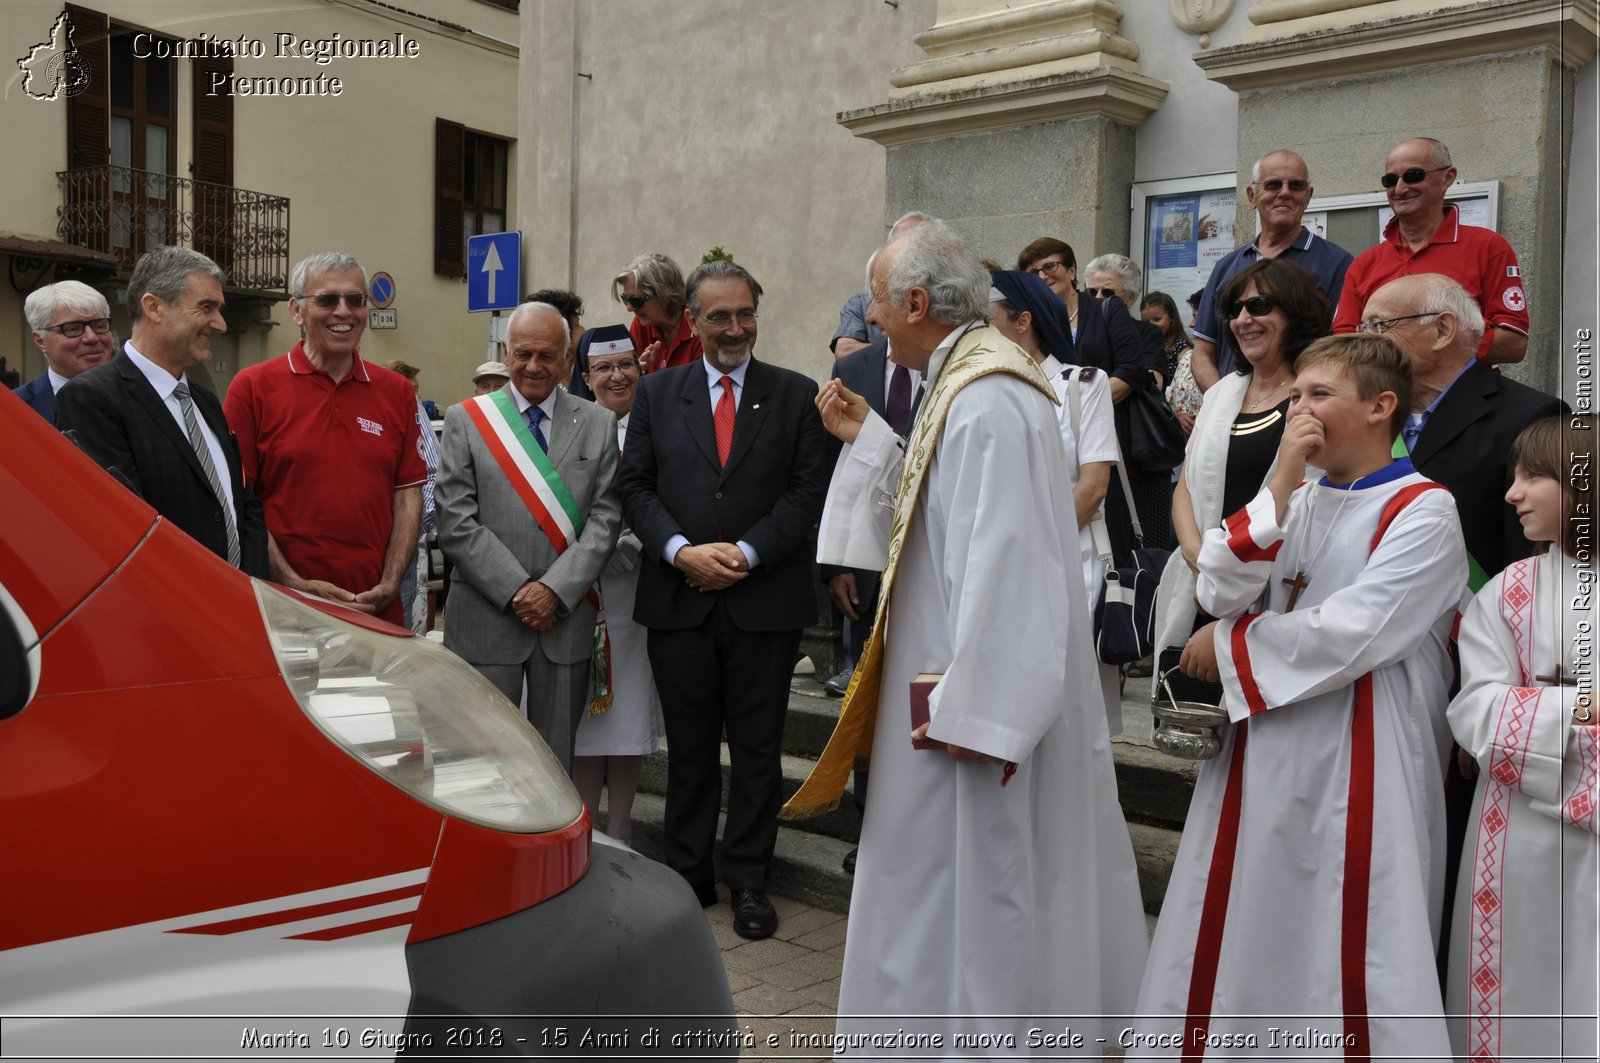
[0,388,734,1058]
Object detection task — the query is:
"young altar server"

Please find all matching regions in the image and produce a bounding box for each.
[1446,414,1598,1062]
[1132,333,1467,1058]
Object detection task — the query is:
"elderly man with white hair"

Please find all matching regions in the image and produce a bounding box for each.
[437,300,620,771]
[16,280,115,420]
[789,219,1147,1052]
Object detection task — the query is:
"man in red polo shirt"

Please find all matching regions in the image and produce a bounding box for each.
[1333,137,1528,366]
[612,253,702,374]
[224,251,425,626]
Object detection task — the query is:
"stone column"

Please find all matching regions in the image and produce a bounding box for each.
[839,0,1167,262]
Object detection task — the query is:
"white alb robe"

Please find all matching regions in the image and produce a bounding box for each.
[819,342,1148,1054]
[1133,459,1465,1059]
[1445,548,1599,1061]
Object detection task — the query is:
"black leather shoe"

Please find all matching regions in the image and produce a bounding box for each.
[842,847,857,875]
[823,668,853,697]
[730,889,778,939]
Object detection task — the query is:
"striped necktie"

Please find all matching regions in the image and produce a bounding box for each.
[173,380,241,568]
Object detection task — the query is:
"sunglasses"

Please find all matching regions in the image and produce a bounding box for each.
[1087,287,1123,300]
[1228,295,1280,318]
[1380,166,1450,189]
[622,295,649,311]
[298,291,367,310]
[43,317,113,338]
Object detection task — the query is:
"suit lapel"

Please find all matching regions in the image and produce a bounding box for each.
[545,390,581,470]
[1413,362,1493,465]
[861,343,888,413]
[719,358,771,482]
[117,354,211,487]
[679,362,721,470]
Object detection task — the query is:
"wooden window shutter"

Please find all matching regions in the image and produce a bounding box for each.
[191,54,234,273]
[435,118,466,278]
[64,6,110,170]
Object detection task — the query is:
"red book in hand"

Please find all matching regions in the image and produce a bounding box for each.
[910,673,944,750]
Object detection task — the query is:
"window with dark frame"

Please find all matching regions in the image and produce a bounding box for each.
[434,118,510,279]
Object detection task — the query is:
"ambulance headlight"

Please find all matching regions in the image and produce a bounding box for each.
[254,581,583,833]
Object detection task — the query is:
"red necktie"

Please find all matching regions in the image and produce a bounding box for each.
[714,376,736,466]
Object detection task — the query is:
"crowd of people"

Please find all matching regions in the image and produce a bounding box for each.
[13,133,1592,1057]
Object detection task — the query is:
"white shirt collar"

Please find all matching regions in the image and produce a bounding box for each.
[923,321,979,387]
[47,367,72,394]
[123,341,188,399]
[508,382,558,423]
[702,354,752,392]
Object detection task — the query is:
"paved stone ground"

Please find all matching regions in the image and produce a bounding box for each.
[698,886,845,1062]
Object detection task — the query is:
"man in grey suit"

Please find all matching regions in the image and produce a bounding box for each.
[437,301,621,770]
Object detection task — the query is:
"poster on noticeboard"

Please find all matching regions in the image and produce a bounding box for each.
[1144,189,1237,307]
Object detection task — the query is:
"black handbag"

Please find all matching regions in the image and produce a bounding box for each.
[1123,377,1187,473]
[1092,450,1171,665]
[1154,646,1224,706]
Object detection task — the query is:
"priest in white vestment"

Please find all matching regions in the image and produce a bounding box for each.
[785,221,1148,1055]
[1133,335,1465,1059]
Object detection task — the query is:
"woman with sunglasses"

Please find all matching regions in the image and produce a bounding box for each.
[610,252,702,374]
[1152,258,1331,684]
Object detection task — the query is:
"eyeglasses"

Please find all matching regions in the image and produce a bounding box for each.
[1028,260,1066,277]
[1380,166,1450,189]
[1228,295,1280,318]
[1258,178,1309,193]
[622,295,650,312]
[586,359,638,376]
[297,291,367,310]
[1358,312,1436,334]
[699,309,758,329]
[43,317,112,338]
[1087,288,1123,300]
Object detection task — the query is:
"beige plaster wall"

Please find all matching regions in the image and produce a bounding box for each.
[524,0,936,381]
[1,0,518,404]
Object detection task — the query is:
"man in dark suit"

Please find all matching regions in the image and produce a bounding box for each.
[54,247,267,577]
[14,280,115,420]
[1364,273,1566,582]
[619,260,829,939]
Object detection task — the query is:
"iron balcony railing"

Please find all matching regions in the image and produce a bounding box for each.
[57,164,290,293]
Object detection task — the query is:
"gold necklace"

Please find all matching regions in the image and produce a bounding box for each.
[1246,374,1290,412]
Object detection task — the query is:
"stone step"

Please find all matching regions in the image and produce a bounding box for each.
[614,791,1181,918]
[656,676,1200,833]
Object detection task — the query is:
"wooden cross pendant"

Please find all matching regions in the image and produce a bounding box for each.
[1536,664,1579,687]
[1281,570,1310,611]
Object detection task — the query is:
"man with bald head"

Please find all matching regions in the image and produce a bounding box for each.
[16,280,115,420]
[437,301,621,770]
[1191,149,1351,388]
[1362,273,1562,584]
[1336,137,1529,366]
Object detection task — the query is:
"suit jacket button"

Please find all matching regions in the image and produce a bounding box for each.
[715,491,723,499]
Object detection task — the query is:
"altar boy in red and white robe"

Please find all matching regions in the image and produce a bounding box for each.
[1132,333,1466,1059]
[1446,414,1598,1061]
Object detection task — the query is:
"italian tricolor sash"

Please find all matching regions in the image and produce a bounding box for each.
[464,390,587,548]
[463,391,612,714]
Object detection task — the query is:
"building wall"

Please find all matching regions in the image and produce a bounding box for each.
[523,0,936,381]
[1,0,518,404]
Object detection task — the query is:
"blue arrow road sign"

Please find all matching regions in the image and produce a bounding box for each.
[467,231,522,313]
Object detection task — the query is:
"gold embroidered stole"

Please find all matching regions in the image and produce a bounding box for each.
[781,328,1058,819]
